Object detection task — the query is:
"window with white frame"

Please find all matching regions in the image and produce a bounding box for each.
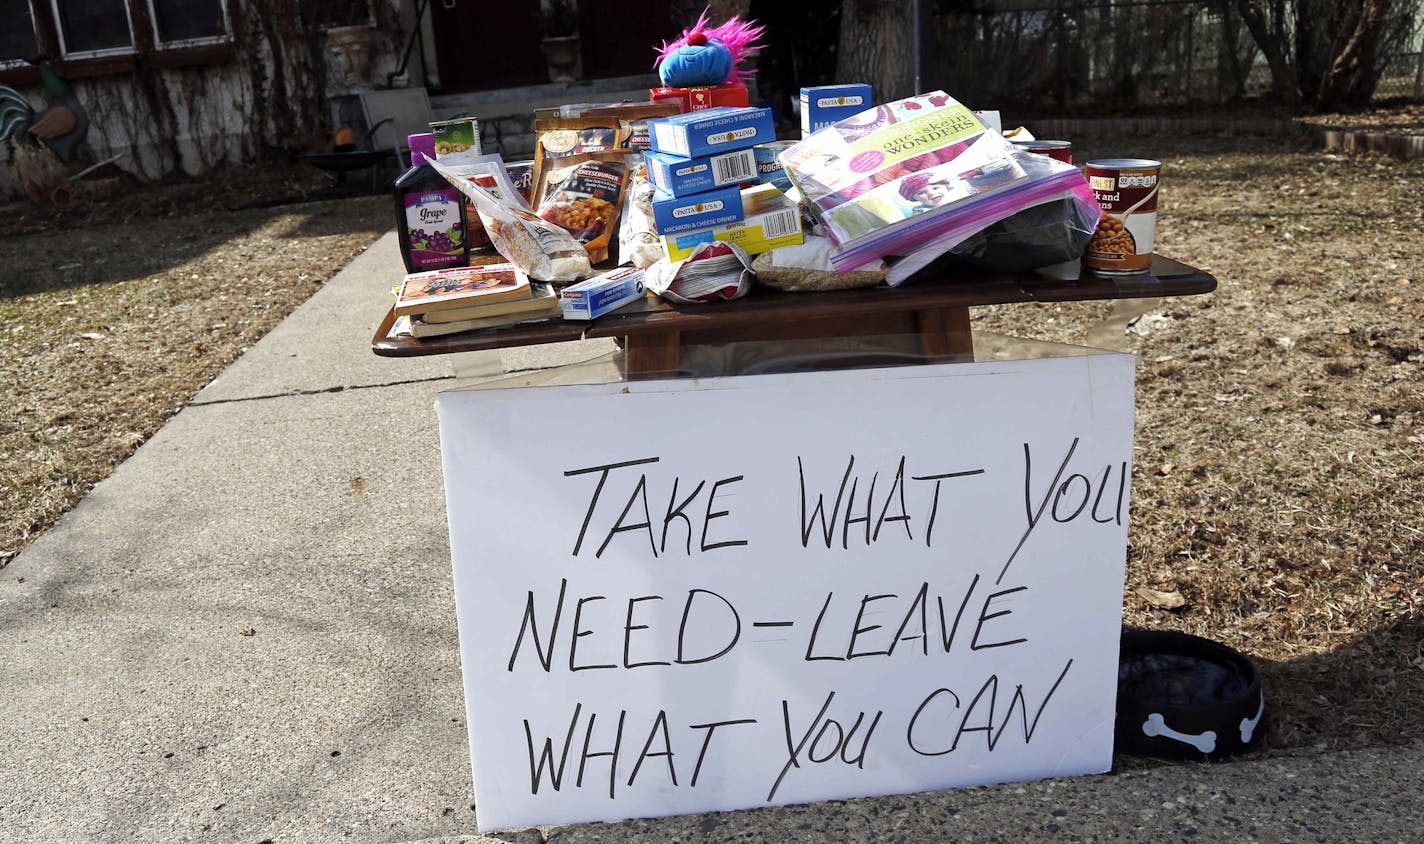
[148,0,230,47]
[1,3,41,66]
[51,0,136,57]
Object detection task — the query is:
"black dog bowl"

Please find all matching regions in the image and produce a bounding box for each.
[1116,629,1266,759]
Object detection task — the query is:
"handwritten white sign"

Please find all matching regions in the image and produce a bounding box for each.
[436,352,1136,831]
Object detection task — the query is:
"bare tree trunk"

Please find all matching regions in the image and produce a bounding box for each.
[1218,0,1248,99]
[1109,1,1135,99]
[1231,0,1300,103]
[1315,0,1393,109]
[836,0,916,102]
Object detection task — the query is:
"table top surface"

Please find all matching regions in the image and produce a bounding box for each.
[372,254,1216,358]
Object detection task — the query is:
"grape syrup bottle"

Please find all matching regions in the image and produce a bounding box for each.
[394,132,468,273]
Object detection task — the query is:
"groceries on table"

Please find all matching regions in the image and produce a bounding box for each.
[386,11,1143,334]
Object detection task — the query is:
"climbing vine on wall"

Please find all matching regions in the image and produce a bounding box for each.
[2,0,408,192]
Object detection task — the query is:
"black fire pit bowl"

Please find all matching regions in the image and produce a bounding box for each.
[1116,629,1266,760]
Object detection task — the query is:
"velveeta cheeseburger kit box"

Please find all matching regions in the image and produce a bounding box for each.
[800,84,873,136]
[648,106,775,159]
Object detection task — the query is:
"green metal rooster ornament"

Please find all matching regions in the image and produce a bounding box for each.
[0,56,90,163]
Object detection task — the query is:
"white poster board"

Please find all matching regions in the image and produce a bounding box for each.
[436,352,1136,831]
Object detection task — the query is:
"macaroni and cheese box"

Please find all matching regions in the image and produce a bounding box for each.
[648,106,776,159]
[644,148,757,197]
[800,84,873,136]
[660,184,803,261]
[560,266,647,320]
[650,183,745,235]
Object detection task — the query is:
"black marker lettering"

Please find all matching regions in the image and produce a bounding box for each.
[873,457,913,542]
[847,593,896,659]
[524,702,581,793]
[676,589,741,665]
[596,473,656,559]
[701,476,749,552]
[567,457,659,556]
[970,586,1029,651]
[1000,438,1079,583]
[689,719,757,787]
[800,456,855,548]
[623,595,670,669]
[570,595,616,671]
[508,578,567,672]
[626,709,677,788]
[660,477,705,555]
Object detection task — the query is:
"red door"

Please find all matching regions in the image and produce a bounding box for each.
[430,0,548,91]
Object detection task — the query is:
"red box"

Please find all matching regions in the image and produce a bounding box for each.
[649,82,749,113]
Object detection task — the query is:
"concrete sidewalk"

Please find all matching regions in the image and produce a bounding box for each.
[2,232,1421,843]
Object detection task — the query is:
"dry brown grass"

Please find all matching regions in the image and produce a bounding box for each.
[0,162,389,565]
[2,130,1421,756]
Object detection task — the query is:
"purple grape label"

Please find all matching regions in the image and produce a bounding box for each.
[404,188,464,269]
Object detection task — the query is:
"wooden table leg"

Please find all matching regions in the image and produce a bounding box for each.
[917,306,974,360]
[622,330,682,379]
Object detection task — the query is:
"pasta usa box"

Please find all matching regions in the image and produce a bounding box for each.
[644,148,757,197]
[661,184,803,261]
[648,106,775,159]
[650,183,745,235]
[800,84,873,136]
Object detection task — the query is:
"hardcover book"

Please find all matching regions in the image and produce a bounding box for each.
[393,263,531,317]
[417,282,560,325]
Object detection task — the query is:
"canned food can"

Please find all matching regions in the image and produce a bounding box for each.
[1084,158,1161,275]
[1012,139,1073,164]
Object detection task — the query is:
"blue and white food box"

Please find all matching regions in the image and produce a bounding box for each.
[644,148,757,197]
[650,183,745,236]
[648,106,776,158]
[660,184,803,262]
[800,83,873,136]
[752,140,795,191]
[560,266,647,320]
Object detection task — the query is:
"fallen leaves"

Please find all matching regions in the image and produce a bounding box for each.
[1136,587,1187,609]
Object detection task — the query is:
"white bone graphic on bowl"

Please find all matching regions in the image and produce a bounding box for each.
[1141,713,1217,754]
[1240,691,1265,743]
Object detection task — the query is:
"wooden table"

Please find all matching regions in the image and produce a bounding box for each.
[372,255,1216,377]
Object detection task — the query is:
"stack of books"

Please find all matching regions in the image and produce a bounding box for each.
[391,263,559,339]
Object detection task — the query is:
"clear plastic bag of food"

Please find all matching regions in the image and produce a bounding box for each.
[430,158,592,284]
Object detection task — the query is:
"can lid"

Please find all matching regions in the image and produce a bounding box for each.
[1086,158,1161,169]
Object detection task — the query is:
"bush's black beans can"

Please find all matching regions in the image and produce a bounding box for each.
[1084,159,1161,275]
[1012,139,1073,164]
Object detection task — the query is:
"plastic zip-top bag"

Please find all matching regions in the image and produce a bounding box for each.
[778,91,1095,278]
